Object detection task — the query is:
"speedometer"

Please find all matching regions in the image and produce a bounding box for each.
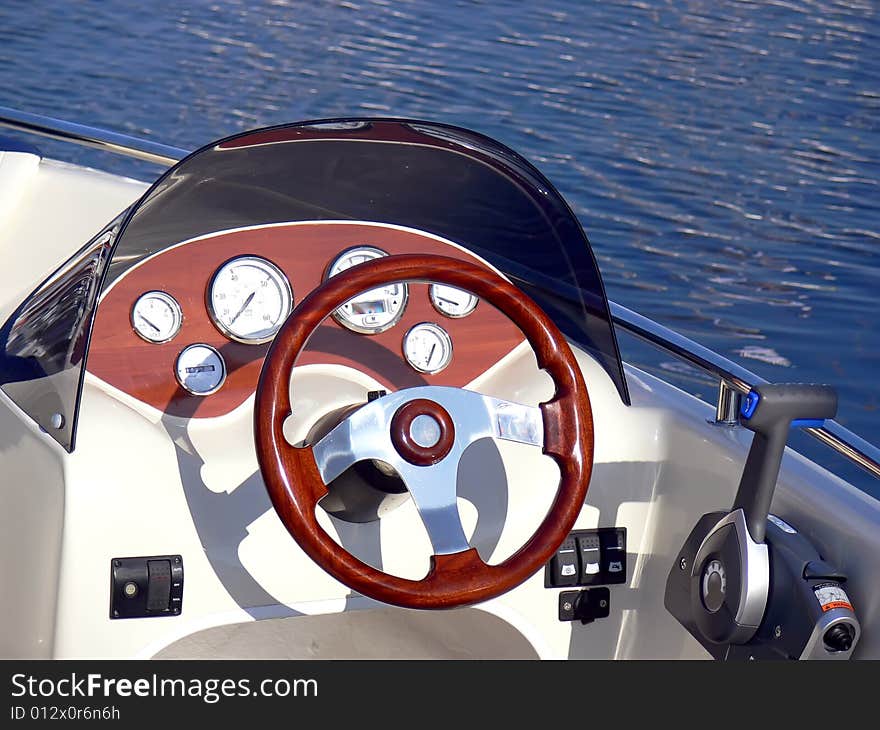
[207,256,293,344]
[325,246,408,334]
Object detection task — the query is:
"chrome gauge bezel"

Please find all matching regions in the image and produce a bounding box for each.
[206,255,293,345]
[402,322,454,374]
[429,283,479,319]
[325,246,409,335]
[174,343,227,396]
[130,290,183,344]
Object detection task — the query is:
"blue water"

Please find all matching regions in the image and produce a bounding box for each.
[0,0,877,490]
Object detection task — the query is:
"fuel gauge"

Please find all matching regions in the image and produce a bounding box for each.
[403,322,453,374]
[430,284,478,318]
[131,291,183,343]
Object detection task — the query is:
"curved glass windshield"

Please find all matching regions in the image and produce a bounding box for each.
[0,118,628,451]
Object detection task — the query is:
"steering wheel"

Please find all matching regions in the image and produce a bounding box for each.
[255,253,594,609]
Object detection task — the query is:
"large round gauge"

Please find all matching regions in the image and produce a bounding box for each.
[430,284,478,318]
[175,344,226,396]
[207,256,293,344]
[131,291,182,343]
[325,246,408,334]
[403,322,453,374]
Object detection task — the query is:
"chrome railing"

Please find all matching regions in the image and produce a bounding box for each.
[610,302,880,480]
[2,106,877,480]
[0,105,187,166]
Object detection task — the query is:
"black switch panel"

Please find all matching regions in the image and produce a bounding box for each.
[110,555,184,619]
[545,528,627,588]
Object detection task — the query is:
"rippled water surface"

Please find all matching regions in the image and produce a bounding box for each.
[0,0,877,489]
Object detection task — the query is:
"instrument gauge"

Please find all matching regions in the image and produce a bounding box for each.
[131,291,182,343]
[430,284,478,318]
[208,256,293,344]
[403,323,453,374]
[175,344,227,396]
[325,246,408,334]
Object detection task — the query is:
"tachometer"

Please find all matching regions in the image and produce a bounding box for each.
[403,322,453,374]
[325,246,408,334]
[207,256,293,343]
[131,291,183,343]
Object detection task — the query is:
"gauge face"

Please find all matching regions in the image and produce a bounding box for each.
[326,246,408,334]
[403,323,453,374]
[175,344,226,395]
[131,291,182,343]
[430,284,478,318]
[207,256,293,343]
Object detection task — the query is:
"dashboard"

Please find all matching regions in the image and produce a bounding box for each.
[87,221,525,418]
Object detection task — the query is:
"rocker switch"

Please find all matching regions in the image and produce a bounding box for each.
[146,560,172,612]
[577,534,601,577]
[550,536,579,586]
[603,529,626,576]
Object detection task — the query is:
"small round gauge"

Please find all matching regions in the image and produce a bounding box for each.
[175,344,226,396]
[403,323,453,374]
[208,256,293,344]
[326,246,408,334]
[131,291,182,343]
[430,284,478,318]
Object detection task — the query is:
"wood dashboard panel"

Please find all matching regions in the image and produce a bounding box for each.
[88,222,524,418]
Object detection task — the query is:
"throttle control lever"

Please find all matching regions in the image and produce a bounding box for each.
[665,383,859,659]
[734,384,837,543]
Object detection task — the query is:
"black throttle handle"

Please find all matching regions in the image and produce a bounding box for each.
[734,383,837,543]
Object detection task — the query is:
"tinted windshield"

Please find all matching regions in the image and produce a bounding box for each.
[0,218,120,448]
[0,119,628,451]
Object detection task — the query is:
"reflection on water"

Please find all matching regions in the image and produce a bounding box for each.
[0,0,876,488]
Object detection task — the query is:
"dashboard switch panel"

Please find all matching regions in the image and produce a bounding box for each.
[545,528,627,588]
[111,555,184,619]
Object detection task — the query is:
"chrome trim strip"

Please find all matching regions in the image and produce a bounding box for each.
[610,301,880,480]
[0,105,187,166]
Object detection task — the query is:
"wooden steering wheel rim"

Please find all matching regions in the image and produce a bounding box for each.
[254,253,594,609]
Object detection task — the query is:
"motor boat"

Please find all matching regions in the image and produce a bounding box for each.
[0,107,877,660]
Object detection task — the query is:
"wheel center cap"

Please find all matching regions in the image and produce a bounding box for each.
[389,399,455,466]
[410,414,442,448]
